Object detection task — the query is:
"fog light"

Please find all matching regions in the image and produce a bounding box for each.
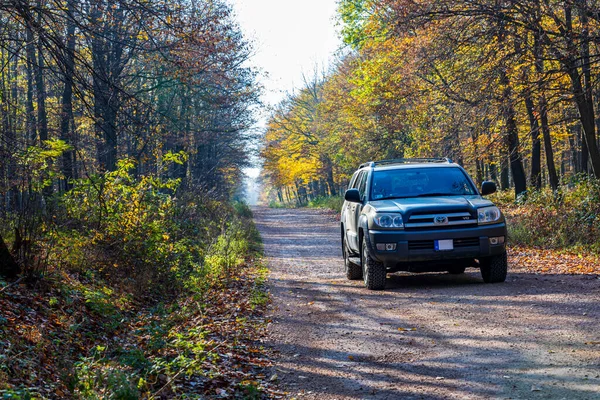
[376,243,397,251]
[376,243,385,251]
[489,236,505,245]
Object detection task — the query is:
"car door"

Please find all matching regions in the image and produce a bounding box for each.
[342,171,359,247]
[346,171,367,253]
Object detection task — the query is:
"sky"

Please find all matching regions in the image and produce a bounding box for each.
[231,0,342,113]
[231,0,342,200]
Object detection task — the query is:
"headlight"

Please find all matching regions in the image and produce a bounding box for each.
[478,206,501,224]
[373,213,404,229]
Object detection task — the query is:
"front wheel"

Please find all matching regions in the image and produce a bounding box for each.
[361,236,386,290]
[480,253,508,283]
[343,236,362,280]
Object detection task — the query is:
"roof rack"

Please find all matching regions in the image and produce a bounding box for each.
[359,158,453,169]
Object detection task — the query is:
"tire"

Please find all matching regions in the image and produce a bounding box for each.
[361,235,386,290]
[480,252,508,283]
[448,265,466,275]
[343,236,362,280]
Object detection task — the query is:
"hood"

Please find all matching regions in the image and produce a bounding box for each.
[369,195,494,215]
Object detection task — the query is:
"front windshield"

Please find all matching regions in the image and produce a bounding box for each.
[370,167,476,200]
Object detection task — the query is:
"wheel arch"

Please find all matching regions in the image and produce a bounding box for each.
[358,216,369,251]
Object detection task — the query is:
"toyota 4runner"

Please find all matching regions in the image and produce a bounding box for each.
[341,158,508,290]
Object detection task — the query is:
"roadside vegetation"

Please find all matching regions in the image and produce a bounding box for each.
[0,0,280,398]
[268,196,344,211]
[492,176,600,253]
[0,182,277,398]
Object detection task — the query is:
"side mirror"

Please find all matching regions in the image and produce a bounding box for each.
[344,188,362,203]
[481,181,497,196]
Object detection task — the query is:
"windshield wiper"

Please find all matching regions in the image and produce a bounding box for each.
[413,192,465,197]
[375,193,470,200]
[375,195,417,200]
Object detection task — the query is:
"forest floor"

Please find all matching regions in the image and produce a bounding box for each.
[0,264,281,399]
[254,206,600,400]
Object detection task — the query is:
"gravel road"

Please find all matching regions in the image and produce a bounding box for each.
[253,206,600,400]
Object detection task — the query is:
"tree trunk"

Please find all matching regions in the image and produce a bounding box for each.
[0,233,20,278]
[562,2,600,177]
[579,0,597,176]
[539,96,559,190]
[321,156,337,196]
[500,68,527,196]
[60,0,76,190]
[35,26,47,143]
[91,2,124,172]
[25,26,36,145]
[532,20,559,189]
[34,9,51,198]
[500,158,509,191]
[524,93,541,189]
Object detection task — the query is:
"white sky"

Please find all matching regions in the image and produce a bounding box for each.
[232,0,342,181]
[231,0,342,112]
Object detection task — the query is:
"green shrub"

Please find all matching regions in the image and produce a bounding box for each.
[308,196,344,211]
[499,176,600,253]
[47,156,260,297]
[73,346,140,400]
[268,200,292,208]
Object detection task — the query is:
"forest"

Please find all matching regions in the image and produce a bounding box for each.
[0,0,276,398]
[263,0,600,202]
[2,0,600,397]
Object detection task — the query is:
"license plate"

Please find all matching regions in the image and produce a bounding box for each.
[435,239,454,251]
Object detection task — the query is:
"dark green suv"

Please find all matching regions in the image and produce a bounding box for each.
[341,158,507,290]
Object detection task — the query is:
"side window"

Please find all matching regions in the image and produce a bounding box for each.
[358,172,368,198]
[351,171,364,189]
[348,172,359,190]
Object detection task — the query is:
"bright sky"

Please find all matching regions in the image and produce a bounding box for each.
[231,0,342,112]
[232,0,342,186]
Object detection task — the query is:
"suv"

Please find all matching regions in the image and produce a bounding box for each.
[341,158,507,290]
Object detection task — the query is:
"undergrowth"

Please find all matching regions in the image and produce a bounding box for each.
[269,195,344,211]
[0,158,276,398]
[307,196,344,211]
[490,175,600,254]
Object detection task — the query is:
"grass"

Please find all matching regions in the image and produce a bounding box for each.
[307,196,344,211]
[490,176,600,255]
[0,194,279,398]
[249,263,270,310]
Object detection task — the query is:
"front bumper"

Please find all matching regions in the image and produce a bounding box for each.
[367,223,507,266]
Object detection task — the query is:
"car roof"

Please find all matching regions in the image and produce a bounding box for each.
[356,158,461,172]
[368,163,461,172]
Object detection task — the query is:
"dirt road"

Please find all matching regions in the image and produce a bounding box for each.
[253,206,600,400]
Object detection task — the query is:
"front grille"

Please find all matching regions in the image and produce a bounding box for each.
[408,240,434,250]
[454,237,479,247]
[408,237,480,251]
[405,210,477,230]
